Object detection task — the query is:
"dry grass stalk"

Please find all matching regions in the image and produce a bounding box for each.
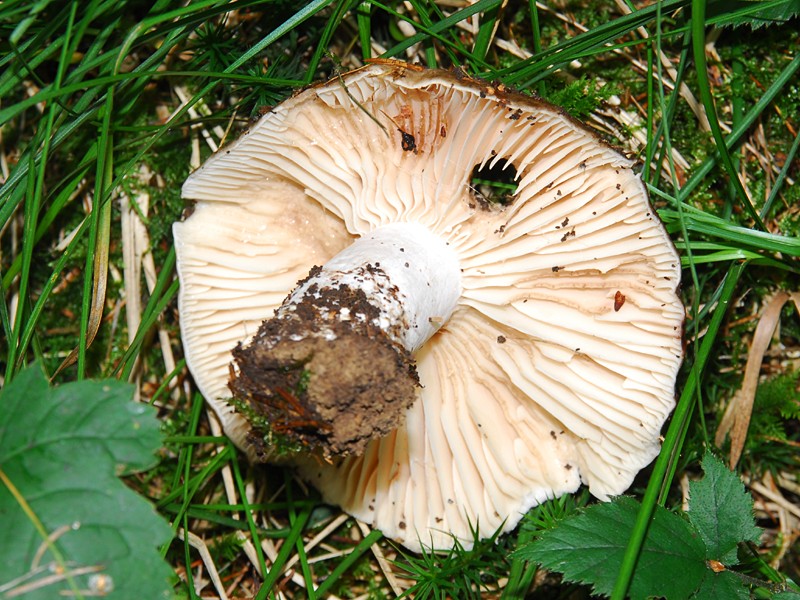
[178,529,231,600]
[715,291,800,467]
[357,520,405,596]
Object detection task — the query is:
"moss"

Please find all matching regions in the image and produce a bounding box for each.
[740,371,800,476]
[227,394,309,457]
[540,75,621,120]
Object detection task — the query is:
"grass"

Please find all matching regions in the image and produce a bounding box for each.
[1,0,799,597]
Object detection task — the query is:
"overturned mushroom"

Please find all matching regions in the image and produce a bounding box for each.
[174,61,684,551]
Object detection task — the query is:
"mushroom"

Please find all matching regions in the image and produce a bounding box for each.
[174,61,684,551]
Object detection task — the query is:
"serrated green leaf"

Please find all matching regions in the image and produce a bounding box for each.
[688,452,762,564]
[774,590,800,599]
[0,364,173,599]
[742,0,800,26]
[709,0,800,28]
[516,496,707,600]
[692,569,750,599]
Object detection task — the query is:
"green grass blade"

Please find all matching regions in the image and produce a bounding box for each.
[12,216,91,376]
[405,0,460,67]
[256,500,312,598]
[356,2,373,60]
[117,278,181,380]
[471,2,501,63]
[528,0,545,96]
[73,115,113,380]
[504,528,538,598]
[691,0,764,230]
[500,0,690,86]
[164,392,206,512]
[229,458,268,580]
[305,0,351,83]
[379,0,501,64]
[678,51,800,203]
[314,529,384,597]
[5,2,76,380]
[761,128,800,220]
[611,262,746,600]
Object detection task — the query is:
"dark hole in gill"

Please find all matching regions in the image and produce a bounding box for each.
[470,158,519,208]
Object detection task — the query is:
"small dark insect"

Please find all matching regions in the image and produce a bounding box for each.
[614,290,626,312]
[400,130,416,152]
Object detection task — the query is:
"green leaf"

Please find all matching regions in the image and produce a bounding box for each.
[709,0,800,28]
[0,364,173,599]
[692,570,750,599]
[688,452,762,564]
[515,496,707,600]
[517,453,769,599]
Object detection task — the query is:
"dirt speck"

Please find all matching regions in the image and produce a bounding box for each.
[614,290,626,312]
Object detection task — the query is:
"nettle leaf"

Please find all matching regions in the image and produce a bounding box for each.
[694,569,750,599]
[709,0,800,29]
[516,453,768,599]
[0,364,173,599]
[515,496,707,600]
[688,452,762,564]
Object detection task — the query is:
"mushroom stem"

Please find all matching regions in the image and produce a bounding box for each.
[230,222,462,458]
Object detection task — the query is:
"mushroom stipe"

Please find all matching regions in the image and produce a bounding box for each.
[174,60,684,551]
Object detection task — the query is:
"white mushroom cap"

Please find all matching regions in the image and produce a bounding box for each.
[174,61,683,551]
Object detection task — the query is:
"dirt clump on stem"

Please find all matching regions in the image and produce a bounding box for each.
[230,282,419,459]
